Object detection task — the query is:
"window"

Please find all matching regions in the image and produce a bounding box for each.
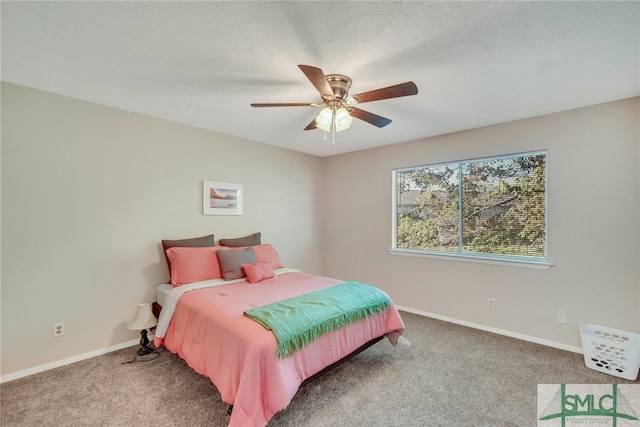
[392,151,548,265]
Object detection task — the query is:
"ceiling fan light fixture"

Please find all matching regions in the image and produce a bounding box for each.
[334,107,353,132]
[315,107,333,132]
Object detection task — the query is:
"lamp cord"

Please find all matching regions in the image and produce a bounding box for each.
[121,345,165,364]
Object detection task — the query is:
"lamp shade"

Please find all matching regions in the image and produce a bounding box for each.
[127,303,157,330]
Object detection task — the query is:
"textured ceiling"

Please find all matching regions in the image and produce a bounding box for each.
[2,1,639,157]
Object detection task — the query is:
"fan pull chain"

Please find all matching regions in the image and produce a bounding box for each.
[331,110,336,145]
[320,110,337,145]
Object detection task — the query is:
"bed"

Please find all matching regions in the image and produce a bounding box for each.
[153,235,406,427]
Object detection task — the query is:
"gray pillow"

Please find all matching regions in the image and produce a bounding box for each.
[219,232,261,247]
[217,247,257,280]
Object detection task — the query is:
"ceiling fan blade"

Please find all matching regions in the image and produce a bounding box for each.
[298,65,335,100]
[251,102,318,107]
[350,81,418,104]
[349,107,392,128]
[304,118,317,131]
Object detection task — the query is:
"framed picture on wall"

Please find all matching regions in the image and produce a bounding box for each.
[203,181,243,215]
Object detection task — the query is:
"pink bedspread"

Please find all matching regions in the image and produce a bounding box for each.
[158,271,405,427]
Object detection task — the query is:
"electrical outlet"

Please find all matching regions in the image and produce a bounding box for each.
[556,310,568,324]
[487,298,496,309]
[53,322,64,337]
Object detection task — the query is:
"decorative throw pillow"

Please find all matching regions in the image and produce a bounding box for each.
[253,244,284,269]
[165,246,223,286]
[161,234,215,277]
[218,232,261,247]
[217,247,257,280]
[242,262,275,283]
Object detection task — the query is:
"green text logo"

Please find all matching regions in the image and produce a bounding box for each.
[539,384,639,427]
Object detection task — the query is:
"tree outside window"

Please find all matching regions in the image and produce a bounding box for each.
[394,151,547,262]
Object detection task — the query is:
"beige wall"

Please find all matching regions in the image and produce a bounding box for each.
[322,97,639,348]
[1,83,324,376]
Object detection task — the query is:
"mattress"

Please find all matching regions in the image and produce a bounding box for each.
[156,283,173,307]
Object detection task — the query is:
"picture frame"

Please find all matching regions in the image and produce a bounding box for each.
[203,181,243,215]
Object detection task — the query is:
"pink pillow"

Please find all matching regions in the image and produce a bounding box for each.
[252,244,284,269]
[165,246,223,286]
[242,262,275,283]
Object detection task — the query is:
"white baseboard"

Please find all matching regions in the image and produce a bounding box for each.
[0,336,153,384]
[396,305,584,354]
[2,310,583,384]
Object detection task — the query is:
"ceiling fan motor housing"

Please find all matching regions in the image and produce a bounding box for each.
[325,74,352,100]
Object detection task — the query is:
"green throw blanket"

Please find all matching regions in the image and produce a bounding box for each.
[244,281,391,358]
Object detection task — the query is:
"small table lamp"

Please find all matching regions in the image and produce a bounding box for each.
[127,303,158,355]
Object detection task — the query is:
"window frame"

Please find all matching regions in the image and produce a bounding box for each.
[390,151,553,269]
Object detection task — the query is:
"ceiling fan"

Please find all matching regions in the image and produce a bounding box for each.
[251,65,418,139]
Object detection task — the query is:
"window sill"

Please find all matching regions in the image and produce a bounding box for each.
[388,248,554,270]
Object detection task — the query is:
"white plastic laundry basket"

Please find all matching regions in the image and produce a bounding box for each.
[579,322,640,380]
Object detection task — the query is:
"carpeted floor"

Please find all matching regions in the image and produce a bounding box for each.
[1,311,637,426]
